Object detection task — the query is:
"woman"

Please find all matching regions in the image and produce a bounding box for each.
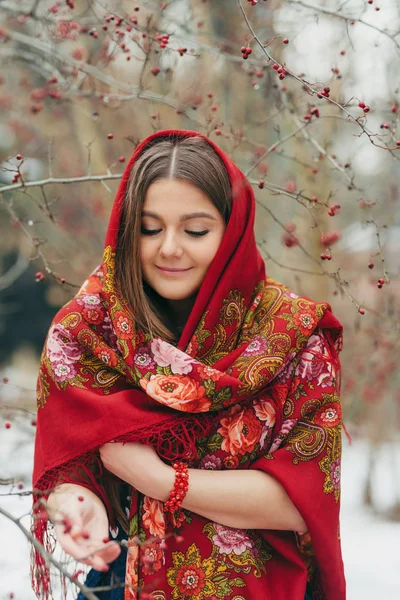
[32,130,346,600]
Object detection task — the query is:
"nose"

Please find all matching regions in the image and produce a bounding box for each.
[159,230,183,259]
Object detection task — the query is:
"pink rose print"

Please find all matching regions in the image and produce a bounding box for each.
[275,352,296,383]
[199,455,223,470]
[52,361,76,382]
[134,346,156,370]
[243,336,268,356]
[212,523,253,555]
[330,458,341,490]
[102,314,118,349]
[76,293,102,308]
[260,424,273,450]
[253,397,276,426]
[269,418,297,453]
[46,323,82,365]
[296,333,334,387]
[151,338,195,374]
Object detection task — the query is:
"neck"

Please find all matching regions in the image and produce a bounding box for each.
[167,294,197,334]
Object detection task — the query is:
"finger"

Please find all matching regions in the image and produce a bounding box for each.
[96,541,121,563]
[59,533,110,571]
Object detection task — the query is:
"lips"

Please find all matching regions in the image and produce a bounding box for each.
[156,266,192,272]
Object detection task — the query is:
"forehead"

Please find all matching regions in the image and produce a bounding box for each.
[142,178,219,216]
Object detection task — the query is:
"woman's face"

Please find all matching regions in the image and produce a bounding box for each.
[140,178,226,301]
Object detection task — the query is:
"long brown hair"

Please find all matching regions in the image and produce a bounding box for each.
[110,134,232,531]
[114,133,232,343]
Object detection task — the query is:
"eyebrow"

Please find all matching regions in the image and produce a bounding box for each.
[141,210,217,222]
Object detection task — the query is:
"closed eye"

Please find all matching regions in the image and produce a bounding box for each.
[141,228,209,237]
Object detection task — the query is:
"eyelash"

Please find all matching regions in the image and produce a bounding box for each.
[141,228,209,238]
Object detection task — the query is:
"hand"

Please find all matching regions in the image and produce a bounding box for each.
[48,484,121,571]
[99,442,173,500]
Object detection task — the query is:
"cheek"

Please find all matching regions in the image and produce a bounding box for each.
[197,235,223,267]
[139,239,153,265]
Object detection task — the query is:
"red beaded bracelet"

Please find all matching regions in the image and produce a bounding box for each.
[164,461,189,515]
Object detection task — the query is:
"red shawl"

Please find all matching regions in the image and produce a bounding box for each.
[32,129,346,600]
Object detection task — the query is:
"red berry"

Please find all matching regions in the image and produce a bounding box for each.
[5,422,11,429]
[283,38,289,44]
[358,308,365,315]
[215,129,221,135]
[368,262,374,269]
[107,133,114,139]
[150,66,160,76]
[358,101,365,108]
[16,154,22,160]
[35,271,45,281]
[118,156,126,163]
[78,496,84,502]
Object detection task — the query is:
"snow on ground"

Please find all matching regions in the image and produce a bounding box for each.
[1,425,399,599]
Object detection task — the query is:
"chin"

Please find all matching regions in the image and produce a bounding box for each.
[157,289,196,301]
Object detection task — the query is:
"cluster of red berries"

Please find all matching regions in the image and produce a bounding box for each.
[304,106,320,121]
[317,86,331,99]
[12,172,20,184]
[156,33,169,49]
[282,224,299,248]
[380,122,390,129]
[247,0,258,5]
[320,231,340,247]
[320,253,332,260]
[272,63,287,80]
[358,101,370,113]
[164,462,189,514]
[377,278,386,289]
[241,45,253,59]
[328,203,341,216]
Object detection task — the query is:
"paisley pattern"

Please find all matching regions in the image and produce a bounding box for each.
[32,130,345,600]
[122,327,342,599]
